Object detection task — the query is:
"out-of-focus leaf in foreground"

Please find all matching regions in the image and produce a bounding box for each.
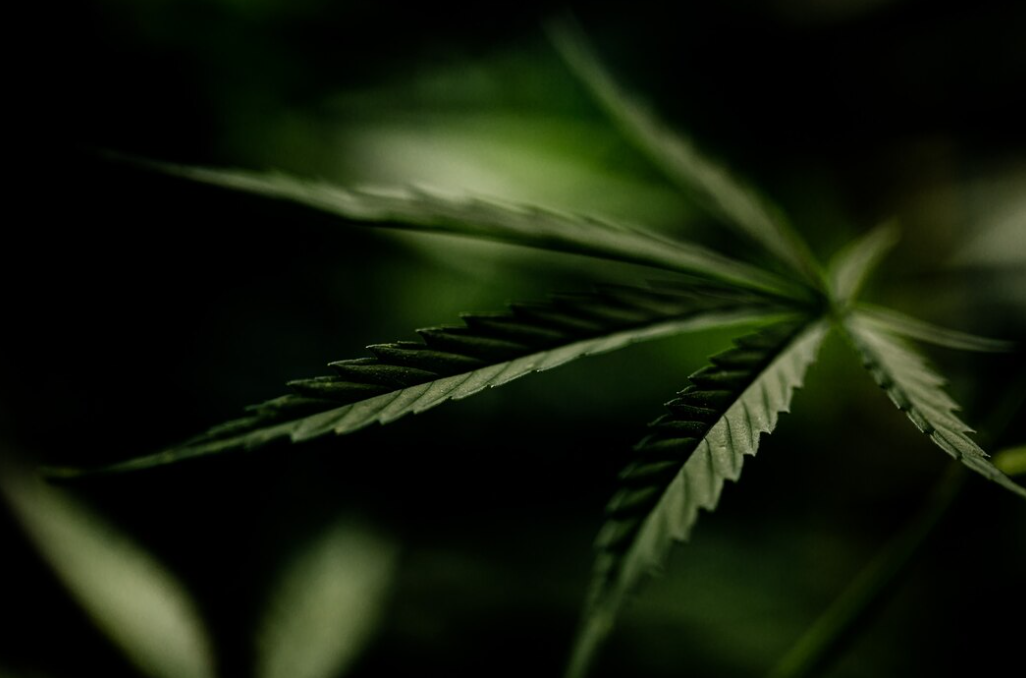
[0,467,215,678]
[256,521,399,678]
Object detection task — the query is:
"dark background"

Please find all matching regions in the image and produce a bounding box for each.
[3,1,1025,676]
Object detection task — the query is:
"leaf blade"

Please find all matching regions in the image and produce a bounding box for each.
[567,318,829,678]
[828,222,900,305]
[545,15,821,286]
[53,286,795,476]
[843,313,1026,500]
[856,304,1014,353]
[150,162,798,297]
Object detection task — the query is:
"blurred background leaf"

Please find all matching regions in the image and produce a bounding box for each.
[995,445,1026,478]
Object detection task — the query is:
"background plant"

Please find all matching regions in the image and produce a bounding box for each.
[3,2,1025,677]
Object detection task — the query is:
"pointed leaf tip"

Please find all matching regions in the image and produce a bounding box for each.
[68,288,790,475]
[829,222,900,306]
[546,14,822,287]
[845,313,1026,501]
[567,317,829,676]
[148,161,799,297]
[857,305,1014,353]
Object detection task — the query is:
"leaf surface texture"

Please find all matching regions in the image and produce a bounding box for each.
[567,318,828,677]
[828,223,899,305]
[63,285,791,475]
[844,314,1026,499]
[156,163,795,296]
[546,16,819,284]
[856,305,1013,353]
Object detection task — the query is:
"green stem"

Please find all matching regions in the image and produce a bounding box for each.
[767,370,1026,678]
[766,462,965,678]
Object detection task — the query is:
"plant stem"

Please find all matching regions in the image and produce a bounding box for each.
[768,370,1026,678]
[766,462,965,678]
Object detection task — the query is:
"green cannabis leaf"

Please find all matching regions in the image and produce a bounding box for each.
[545,15,822,287]
[827,222,899,306]
[843,314,1026,500]
[855,305,1014,353]
[153,163,800,298]
[567,318,828,678]
[52,285,787,476]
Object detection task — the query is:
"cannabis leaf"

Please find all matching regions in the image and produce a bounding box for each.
[545,15,821,287]
[843,313,1026,499]
[855,305,1014,353]
[151,162,800,298]
[52,285,790,476]
[827,222,899,306]
[828,224,1023,497]
[567,317,828,678]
